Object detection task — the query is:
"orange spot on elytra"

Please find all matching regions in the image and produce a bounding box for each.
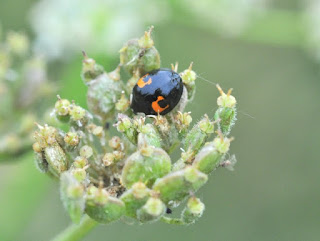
[137,75,152,88]
[152,96,169,113]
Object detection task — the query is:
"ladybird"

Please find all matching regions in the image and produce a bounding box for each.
[130,68,183,115]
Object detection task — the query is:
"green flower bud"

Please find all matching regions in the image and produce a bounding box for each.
[216,84,237,108]
[80,145,93,159]
[113,150,125,162]
[55,97,71,116]
[172,149,195,171]
[32,142,42,153]
[102,153,115,166]
[60,172,85,224]
[140,47,160,75]
[213,136,232,154]
[137,197,166,223]
[115,91,130,112]
[64,132,80,146]
[116,114,137,144]
[183,115,213,155]
[71,168,87,182]
[73,156,88,168]
[180,63,197,99]
[108,136,122,150]
[214,107,237,136]
[138,27,154,49]
[182,197,205,224]
[34,151,48,173]
[138,124,162,148]
[69,104,86,121]
[86,187,125,224]
[34,124,58,148]
[120,182,150,218]
[192,143,223,174]
[174,111,192,138]
[119,31,160,76]
[92,126,103,137]
[44,144,67,176]
[152,114,170,135]
[121,147,171,188]
[199,115,214,134]
[81,52,104,84]
[87,73,122,120]
[152,166,208,205]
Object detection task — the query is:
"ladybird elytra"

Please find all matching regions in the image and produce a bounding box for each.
[130,68,183,115]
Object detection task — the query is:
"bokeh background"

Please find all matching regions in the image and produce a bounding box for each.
[1,0,320,240]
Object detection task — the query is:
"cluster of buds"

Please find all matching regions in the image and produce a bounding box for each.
[32,27,238,226]
[0,29,56,161]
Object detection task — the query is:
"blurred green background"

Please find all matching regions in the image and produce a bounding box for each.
[1,0,320,240]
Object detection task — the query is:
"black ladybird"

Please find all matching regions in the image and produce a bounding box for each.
[130,68,183,115]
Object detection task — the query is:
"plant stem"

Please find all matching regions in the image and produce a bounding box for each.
[51,215,98,241]
[161,216,185,225]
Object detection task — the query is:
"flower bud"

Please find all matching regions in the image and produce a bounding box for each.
[44,144,67,176]
[60,172,85,224]
[183,115,213,155]
[119,31,160,76]
[116,114,137,144]
[92,126,103,137]
[102,153,115,166]
[73,156,88,168]
[214,85,237,135]
[120,182,150,218]
[214,107,237,136]
[182,196,205,224]
[174,111,192,138]
[54,97,70,116]
[71,168,87,182]
[138,124,162,148]
[180,62,197,99]
[69,104,86,121]
[86,187,125,224]
[216,84,237,108]
[64,132,80,146]
[136,197,165,223]
[87,73,122,120]
[115,91,130,112]
[192,143,223,174]
[108,136,121,150]
[81,53,104,84]
[32,142,42,153]
[213,136,232,154]
[138,27,154,49]
[80,145,93,159]
[152,166,207,205]
[121,147,171,188]
[34,152,48,173]
[34,124,58,148]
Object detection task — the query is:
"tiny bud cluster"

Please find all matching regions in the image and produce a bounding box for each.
[32,27,238,226]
